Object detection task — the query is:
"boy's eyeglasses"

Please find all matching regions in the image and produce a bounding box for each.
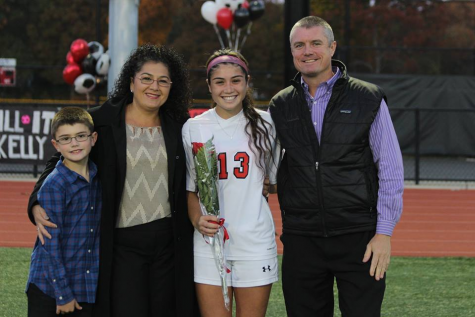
[136,76,172,87]
[55,133,92,145]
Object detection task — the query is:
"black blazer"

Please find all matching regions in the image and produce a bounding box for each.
[28,97,198,316]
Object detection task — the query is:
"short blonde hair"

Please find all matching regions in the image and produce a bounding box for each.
[290,16,334,46]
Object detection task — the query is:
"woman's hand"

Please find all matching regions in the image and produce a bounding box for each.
[32,204,57,245]
[195,215,220,237]
[187,191,220,237]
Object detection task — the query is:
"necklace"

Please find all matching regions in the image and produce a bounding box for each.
[215,110,243,140]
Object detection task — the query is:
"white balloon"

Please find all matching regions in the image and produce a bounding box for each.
[215,0,226,9]
[201,1,218,24]
[74,73,96,94]
[222,0,244,11]
[96,53,110,76]
[88,41,104,60]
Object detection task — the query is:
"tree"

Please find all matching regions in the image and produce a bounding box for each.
[139,0,176,45]
[310,0,475,75]
[0,0,108,99]
[2,0,473,100]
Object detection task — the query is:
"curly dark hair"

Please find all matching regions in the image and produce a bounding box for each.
[206,48,273,173]
[110,43,191,121]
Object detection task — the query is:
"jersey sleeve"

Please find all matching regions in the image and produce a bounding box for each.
[182,121,197,192]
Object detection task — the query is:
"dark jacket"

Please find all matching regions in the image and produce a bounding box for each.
[28,97,198,316]
[269,60,385,237]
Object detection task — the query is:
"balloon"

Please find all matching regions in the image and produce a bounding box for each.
[88,41,104,60]
[74,73,96,94]
[81,54,97,75]
[70,39,89,63]
[96,53,110,75]
[234,8,250,28]
[217,8,233,30]
[242,1,250,9]
[63,63,82,85]
[66,52,75,65]
[215,0,227,9]
[249,1,265,21]
[201,1,218,24]
[223,0,244,11]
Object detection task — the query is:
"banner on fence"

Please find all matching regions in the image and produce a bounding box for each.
[0,105,58,163]
[355,73,475,156]
[0,58,16,87]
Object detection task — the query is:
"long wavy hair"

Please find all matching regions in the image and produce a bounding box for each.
[109,43,191,122]
[206,48,273,173]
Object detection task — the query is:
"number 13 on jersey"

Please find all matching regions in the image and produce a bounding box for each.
[217,152,250,179]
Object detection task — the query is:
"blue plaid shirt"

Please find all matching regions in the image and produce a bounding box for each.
[26,158,101,305]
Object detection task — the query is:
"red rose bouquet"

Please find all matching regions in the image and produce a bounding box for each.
[192,137,230,309]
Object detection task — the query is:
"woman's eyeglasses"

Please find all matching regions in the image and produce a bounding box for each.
[136,76,172,87]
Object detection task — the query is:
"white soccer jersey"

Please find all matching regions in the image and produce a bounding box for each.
[182,108,281,260]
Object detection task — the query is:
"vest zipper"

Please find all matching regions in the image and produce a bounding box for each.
[299,85,328,236]
[313,130,328,237]
[316,91,337,238]
[315,159,328,237]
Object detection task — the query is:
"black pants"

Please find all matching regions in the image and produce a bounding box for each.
[27,283,93,317]
[281,231,386,317]
[111,217,176,317]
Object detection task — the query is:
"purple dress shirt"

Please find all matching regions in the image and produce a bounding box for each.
[301,67,404,236]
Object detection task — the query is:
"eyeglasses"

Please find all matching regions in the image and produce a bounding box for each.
[55,133,92,145]
[136,76,173,87]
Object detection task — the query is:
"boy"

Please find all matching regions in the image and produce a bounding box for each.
[26,107,101,316]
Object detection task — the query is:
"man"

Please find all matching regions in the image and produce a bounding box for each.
[268,16,404,317]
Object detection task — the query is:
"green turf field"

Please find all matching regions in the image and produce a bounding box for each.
[1,247,474,316]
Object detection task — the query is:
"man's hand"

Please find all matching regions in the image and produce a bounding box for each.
[362,234,391,281]
[262,176,270,197]
[56,299,82,315]
[32,204,57,245]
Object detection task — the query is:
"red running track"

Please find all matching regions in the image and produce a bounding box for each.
[1,181,474,257]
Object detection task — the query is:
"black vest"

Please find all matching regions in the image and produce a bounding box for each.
[269,61,385,237]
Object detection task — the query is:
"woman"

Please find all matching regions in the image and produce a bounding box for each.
[28,44,198,317]
[182,49,280,317]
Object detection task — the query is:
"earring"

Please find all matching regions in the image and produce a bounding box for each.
[131,90,133,93]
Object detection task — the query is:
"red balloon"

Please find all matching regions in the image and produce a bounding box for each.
[242,1,250,9]
[63,63,83,85]
[217,8,233,30]
[70,39,89,63]
[66,51,75,64]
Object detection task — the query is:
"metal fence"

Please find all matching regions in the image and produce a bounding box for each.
[390,107,475,184]
[1,103,475,183]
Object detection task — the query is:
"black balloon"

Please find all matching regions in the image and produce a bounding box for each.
[88,41,104,60]
[234,8,250,28]
[81,54,97,75]
[83,78,95,88]
[249,1,265,21]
